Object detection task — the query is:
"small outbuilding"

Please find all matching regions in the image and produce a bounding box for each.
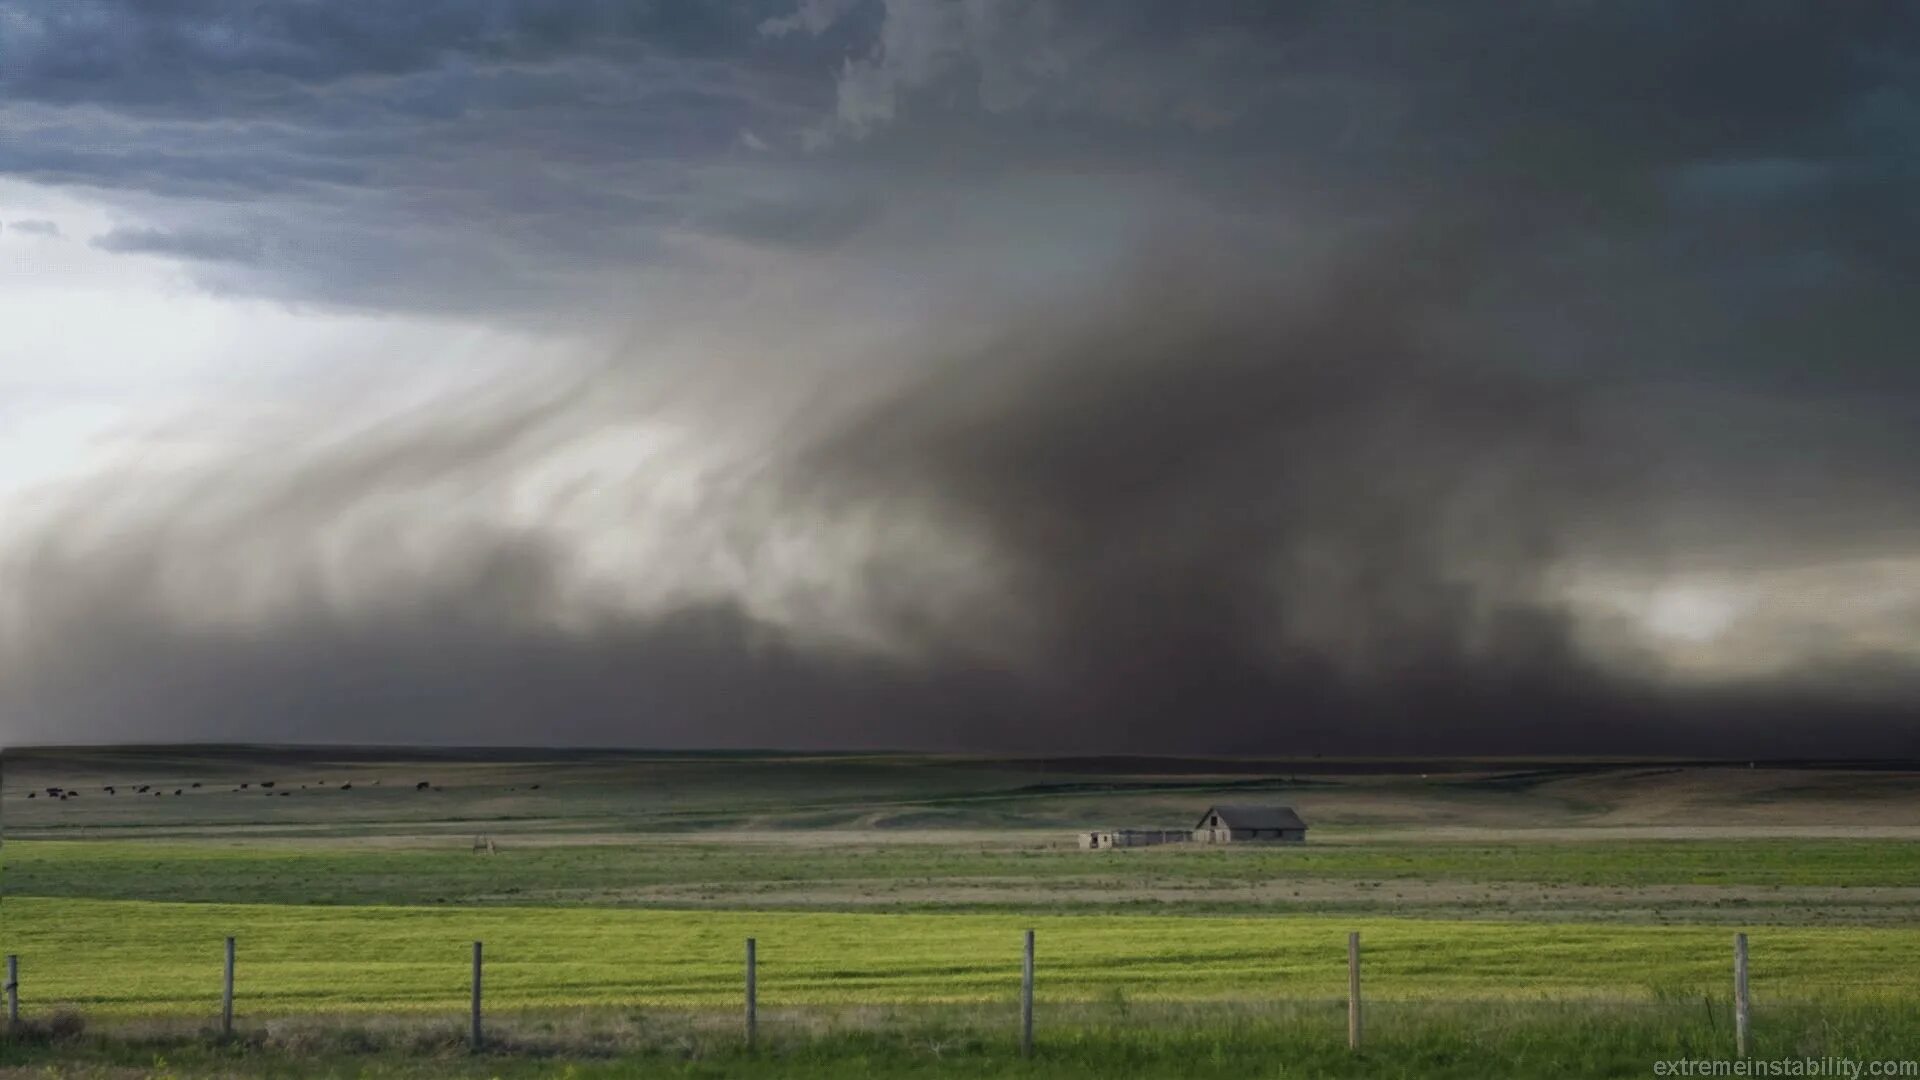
[1079,828,1191,850]
[1193,804,1307,844]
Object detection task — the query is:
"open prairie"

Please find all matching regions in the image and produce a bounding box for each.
[4,750,1919,1075]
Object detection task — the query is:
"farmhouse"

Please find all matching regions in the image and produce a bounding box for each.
[1192,804,1308,844]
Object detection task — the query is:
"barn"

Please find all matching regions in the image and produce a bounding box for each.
[1192,804,1307,843]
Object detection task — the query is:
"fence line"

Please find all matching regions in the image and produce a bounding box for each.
[0,931,1776,1058]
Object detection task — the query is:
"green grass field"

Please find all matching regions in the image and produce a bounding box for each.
[7,835,1917,926]
[1,897,1910,1015]
[13,836,1920,902]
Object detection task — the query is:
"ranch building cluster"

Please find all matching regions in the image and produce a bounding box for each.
[1079,804,1308,850]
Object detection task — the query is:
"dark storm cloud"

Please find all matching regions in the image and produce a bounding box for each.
[0,1,756,109]
[5,1,1916,320]
[797,235,1630,749]
[2,1,1919,752]
[0,237,1600,749]
[0,0,831,313]
[92,225,264,263]
[4,229,1915,756]
[0,356,1031,750]
[5,460,1035,749]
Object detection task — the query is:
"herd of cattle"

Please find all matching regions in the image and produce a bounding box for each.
[23,781,544,801]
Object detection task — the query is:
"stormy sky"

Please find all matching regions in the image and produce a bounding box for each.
[2,1,1918,754]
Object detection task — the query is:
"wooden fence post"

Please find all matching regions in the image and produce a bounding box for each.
[1347,932,1362,1050]
[221,937,235,1037]
[470,941,483,1052]
[1021,929,1035,1059]
[745,937,758,1050]
[1734,933,1750,1059]
[5,954,18,1025]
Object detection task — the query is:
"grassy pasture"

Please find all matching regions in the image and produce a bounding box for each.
[6,836,1919,924]
[1,897,1911,1016]
[10,752,1920,839]
[20,834,1920,893]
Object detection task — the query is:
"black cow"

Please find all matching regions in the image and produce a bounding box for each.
[261,781,275,789]
[340,783,353,791]
[416,781,431,791]
[137,785,150,793]
[104,786,116,795]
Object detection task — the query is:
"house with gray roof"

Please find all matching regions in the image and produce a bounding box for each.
[1193,804,1308,843]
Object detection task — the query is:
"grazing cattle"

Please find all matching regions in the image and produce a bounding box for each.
[416,781,431,791]
[45,787,63,797]
[239,783,249,789]
[530,784,541,790]
[279,792,290,797]
[174,790,182,796]
[261,781,275,789]
[26,792,34,799]
[191,782,201,788]
[137,785,150,793]
[104,786,116,795]
[340,783,353,790]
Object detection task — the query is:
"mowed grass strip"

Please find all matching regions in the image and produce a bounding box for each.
[1,898,1911,1016]
[8,838,1919,909]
